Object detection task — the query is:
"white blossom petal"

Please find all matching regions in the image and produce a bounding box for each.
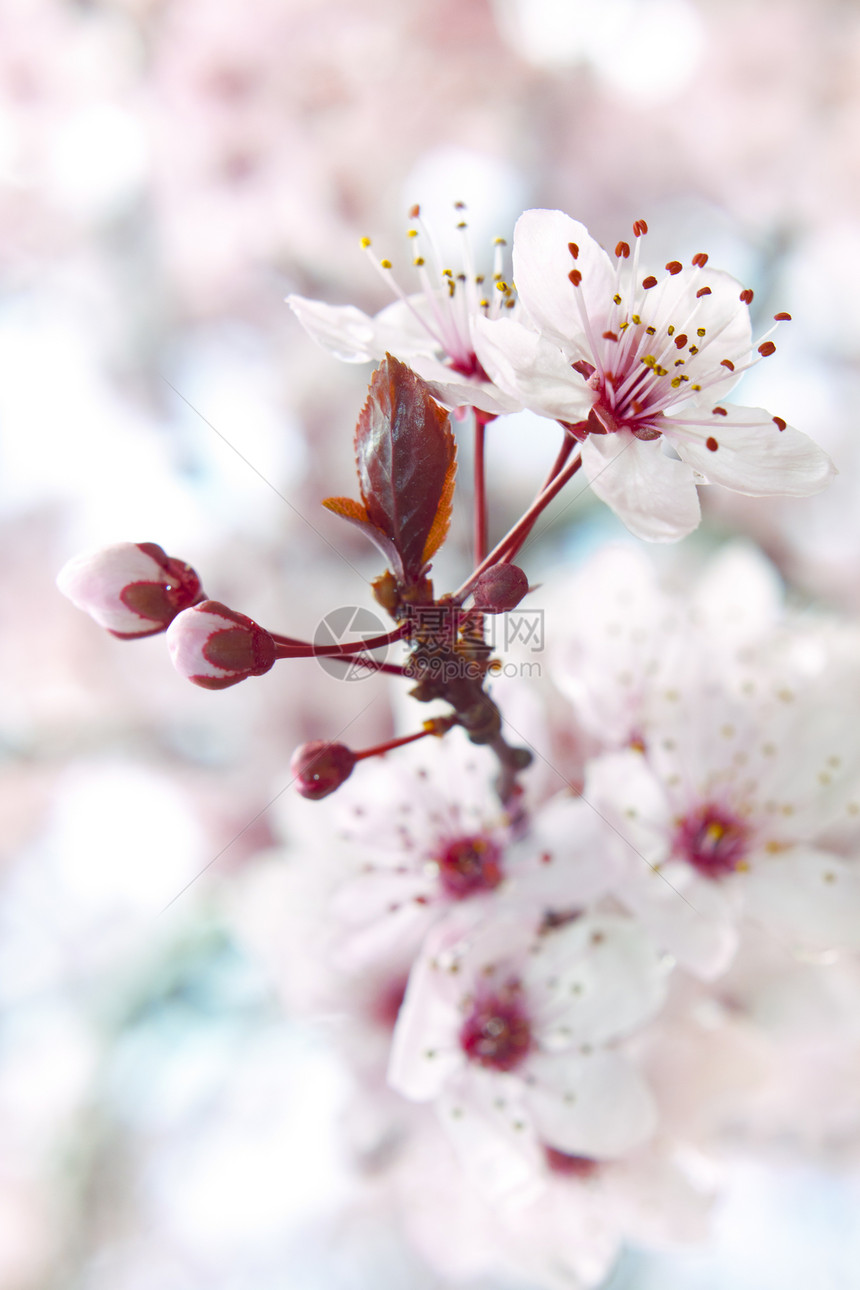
[473,315,593,420]
[669,406,837,496]
[287,295,377,361]
[744,847,860,952]
[525,1050,657,1157]
[581,431,701,541]
[512,208,614,350]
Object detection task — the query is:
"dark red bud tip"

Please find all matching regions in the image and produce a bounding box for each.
[471,563,529,613]
[291,740,356,800]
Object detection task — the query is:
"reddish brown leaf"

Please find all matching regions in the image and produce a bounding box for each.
[321,495,400,569]
[355,355,457,581]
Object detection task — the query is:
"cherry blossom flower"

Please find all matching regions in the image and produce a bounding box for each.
[318,734,618,971]
[547,542,784,751]
[288,205,523,414]
[56,542,203,638]
[475,209,835,539]
[583,648,860,977]
[389,906,669,1191]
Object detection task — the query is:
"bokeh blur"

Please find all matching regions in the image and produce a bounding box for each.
[3,0,860,1286]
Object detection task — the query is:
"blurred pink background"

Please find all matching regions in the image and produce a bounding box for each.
[3,1,860,1286]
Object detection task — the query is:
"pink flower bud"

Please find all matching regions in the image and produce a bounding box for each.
[57,542,203,638]
[471,563,529,613]
[290,740,356,799]
[166,601,276,689]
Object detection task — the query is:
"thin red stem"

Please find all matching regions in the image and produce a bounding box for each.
[272,625,407,659]
[452,445,584,602]
[499,425,578,565]
[354,723,445,762]
[314,653,408,678]
[473,408,491,565]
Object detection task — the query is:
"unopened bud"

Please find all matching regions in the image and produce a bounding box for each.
[166,601,276,689]
[57,542,203,638]
[291,740,356,799]
[471,563,529,613]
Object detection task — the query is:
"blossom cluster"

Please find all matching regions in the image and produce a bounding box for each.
[227,537,860,1288]
[56,205,853,1287]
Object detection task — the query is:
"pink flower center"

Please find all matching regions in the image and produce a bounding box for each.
[543,1146,600,1178]
[460,981,532,1072]
[436,833,504,899]
[673,803,750,879]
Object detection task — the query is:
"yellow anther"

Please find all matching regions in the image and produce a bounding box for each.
[705,821,726,842]
[380,258,392,269]
[632,314,642,325]
[360,236,372,248]
[493,236,507,245]
[697,327,706,337]
[496,280,509,292]
[413,257,425,266]
[408,228,418,238]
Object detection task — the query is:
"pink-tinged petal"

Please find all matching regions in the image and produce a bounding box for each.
[514,797,625,907]
[473,315,593,421]
[584,754,739,978]
[669,406,836,496]
[435,1074,541,1198]
[57,542,202,637]
[743,846,860,952]
[525,913,670,1047]
[388,947,468,1101]
[581,431,701,541]
[618,860,740,980]
[165,601,276,689]
[512,209,615,349]
[525,1049,657,1157]
[287,295,377,362]
[410,363,521,416]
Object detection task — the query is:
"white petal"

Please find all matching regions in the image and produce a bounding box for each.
[526,912,670,1046]
[669,406,836,496]
[57,542,167,634]
[512,209,615,350]
[525,1049,657,1157]
[744,847,860,952]
[581,431,701,541]
[473,315,593,421]
[287,295,377,362]
[388,954,465,1101]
